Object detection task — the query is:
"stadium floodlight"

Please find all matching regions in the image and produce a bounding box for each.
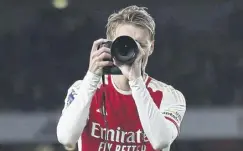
[52,0,68,9]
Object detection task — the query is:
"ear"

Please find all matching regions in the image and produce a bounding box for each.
[148,40,154,56]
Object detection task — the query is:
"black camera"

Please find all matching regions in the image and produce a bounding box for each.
[101,36,139,74]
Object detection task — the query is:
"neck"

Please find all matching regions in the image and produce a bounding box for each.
[111,75,130,91]
[111,73,146,92]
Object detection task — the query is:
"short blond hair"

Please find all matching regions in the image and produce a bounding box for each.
[106,5,155,41]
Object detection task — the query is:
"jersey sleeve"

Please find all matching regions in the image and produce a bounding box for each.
[62,80,82,114]
[160,86,186,133]
[57,71,101,146]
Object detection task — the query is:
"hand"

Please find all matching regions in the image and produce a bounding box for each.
[114,44,145,81]
[88,39,113,75]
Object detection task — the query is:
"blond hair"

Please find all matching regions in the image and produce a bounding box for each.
[106,5,155,40]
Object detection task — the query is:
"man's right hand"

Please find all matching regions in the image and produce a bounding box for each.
[88,39,113,75]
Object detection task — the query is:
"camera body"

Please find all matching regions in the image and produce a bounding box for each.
[101,36,139,75]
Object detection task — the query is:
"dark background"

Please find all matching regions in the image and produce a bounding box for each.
[0,0,243,150]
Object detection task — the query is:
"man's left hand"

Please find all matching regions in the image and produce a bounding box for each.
[113,45,145,81]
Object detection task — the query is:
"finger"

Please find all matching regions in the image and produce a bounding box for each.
[139,46,146,57]
[113,58,125,68]
[140,48,146,55]
[135,41,146,55]
[113,58,117,66]
[136,54,144,62]
[141,57,148,72]
[97,61,113,67]
[92,47,111,58]
[134,51,144,63]
[97,52,112,61]
[136,41,142,50]
[112,58,119,66]
[91,38,108,52]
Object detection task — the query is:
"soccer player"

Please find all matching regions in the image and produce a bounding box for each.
[57,5,186,151]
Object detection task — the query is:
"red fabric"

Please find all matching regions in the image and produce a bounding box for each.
[81,75,163,151]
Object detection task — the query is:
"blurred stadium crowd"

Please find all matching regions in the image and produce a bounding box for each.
[0,1,243,112]
[0,0,243,151]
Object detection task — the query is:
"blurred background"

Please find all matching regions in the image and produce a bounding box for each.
[0,0,243,150]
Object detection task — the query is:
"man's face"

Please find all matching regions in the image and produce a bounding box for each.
[112,24,154,72]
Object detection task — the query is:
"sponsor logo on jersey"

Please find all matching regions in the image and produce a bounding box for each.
[90,122,148,151]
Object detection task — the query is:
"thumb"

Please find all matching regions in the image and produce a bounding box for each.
[113,58,121,67]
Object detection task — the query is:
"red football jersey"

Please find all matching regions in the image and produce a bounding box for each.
[61,74,186,151]
[80,75,162,151]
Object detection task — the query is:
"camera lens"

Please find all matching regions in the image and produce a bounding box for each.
[111,36,138,64]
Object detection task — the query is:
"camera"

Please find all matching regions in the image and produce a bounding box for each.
[100,36,139,75]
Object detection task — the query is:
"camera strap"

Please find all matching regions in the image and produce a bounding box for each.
[101,74,109,146]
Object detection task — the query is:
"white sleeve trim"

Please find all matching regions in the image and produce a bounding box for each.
[56,71,101,146]
[129,77,185,150]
